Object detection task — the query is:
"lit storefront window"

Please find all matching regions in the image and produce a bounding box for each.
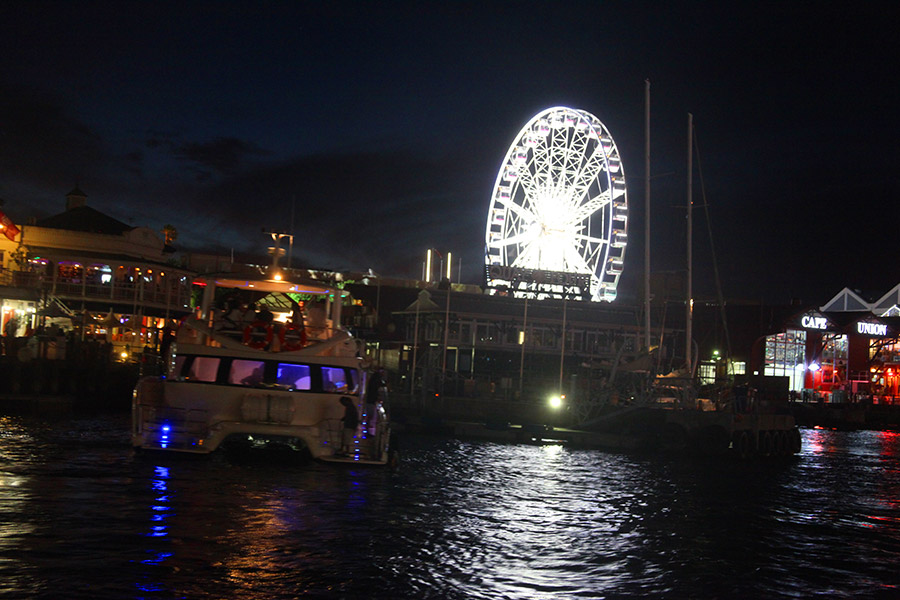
[764,329,806,391]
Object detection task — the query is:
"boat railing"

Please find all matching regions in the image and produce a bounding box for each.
[321,418,343,448]
[320,417,383,459]
[178,315,348,352]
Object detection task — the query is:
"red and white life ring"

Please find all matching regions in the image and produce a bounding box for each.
[242,321,273,349]
[279,324,307,351]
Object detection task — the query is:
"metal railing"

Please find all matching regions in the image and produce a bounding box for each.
[4,271,191,309]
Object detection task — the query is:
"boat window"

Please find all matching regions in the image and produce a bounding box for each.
[172,355,188,378]
[187,356,220,382]
[276,363,311,390]
[230,359,266,386]
[347,369,359,393]
[321,366,348,393]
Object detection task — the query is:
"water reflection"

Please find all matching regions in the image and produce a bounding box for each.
[135,465,173,597]
[5,412,900,598]
[0,415,36,597]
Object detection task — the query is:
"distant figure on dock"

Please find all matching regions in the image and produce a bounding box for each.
[734,384,749,413]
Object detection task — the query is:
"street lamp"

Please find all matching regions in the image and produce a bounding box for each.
[264,229,292,281]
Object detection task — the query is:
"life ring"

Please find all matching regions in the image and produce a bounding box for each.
[243,321,273,349]
[279,324,307,351]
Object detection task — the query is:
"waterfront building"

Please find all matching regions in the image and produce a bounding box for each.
[380,284,663,405]
[756,286,900,403]
[0,188,194,355]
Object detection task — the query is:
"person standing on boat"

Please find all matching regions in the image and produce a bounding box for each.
[365,369,387,436]
[255,303,274,324]
[240,303,257,327]
[339,396,359,455]
[219,296,243,331]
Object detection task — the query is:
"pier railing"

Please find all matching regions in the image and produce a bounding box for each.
[1,270,192,312]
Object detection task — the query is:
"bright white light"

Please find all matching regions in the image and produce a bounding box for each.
[548,395,563,409]
[484,106,627,302]
[808,362,820,372]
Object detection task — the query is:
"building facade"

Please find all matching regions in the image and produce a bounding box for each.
[386,286,660,404]
[0,188,194,354]
[758,286,900,403]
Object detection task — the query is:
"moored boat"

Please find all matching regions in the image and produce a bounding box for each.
[131,273,390,465]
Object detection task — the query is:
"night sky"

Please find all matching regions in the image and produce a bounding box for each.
[1,1,896,305]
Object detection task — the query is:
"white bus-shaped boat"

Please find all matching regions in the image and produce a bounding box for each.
[131,274,390,465]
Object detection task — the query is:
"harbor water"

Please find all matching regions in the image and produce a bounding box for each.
[2,405,900,599]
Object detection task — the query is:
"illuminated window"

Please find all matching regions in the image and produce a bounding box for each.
[275,363,311,390]
[230,359,266,386]
[764,329,806,391]
[187,357,220,382]
[699,362,716,385]
[321,367,348,393]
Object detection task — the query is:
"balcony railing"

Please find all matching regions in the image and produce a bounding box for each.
[3,271,191,311]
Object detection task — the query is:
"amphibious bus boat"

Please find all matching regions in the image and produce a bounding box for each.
[131,273,390,465]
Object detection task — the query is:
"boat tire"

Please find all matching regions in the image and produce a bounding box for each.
[735,431,752,460]
[789,428,802,454]
[774,430,787,456]
[761,431,774,457]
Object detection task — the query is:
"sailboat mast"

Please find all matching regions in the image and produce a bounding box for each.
[686,113,693,375]
[644,79,651,350]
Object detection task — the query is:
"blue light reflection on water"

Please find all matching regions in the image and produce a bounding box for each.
[3,410,900,598]
[135,465,172,595]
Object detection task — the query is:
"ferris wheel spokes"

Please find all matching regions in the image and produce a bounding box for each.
[484,106,628,301]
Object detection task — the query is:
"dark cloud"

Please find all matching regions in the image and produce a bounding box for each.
[174,137,271,176]
[179,144,489,278]
[0,84,105,186]
[1,2,898,304]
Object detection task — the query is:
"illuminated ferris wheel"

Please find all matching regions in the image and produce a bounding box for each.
[484,106,627,301]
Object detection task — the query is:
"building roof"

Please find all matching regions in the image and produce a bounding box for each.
[35,205,133,235]
[23,245,185,271]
